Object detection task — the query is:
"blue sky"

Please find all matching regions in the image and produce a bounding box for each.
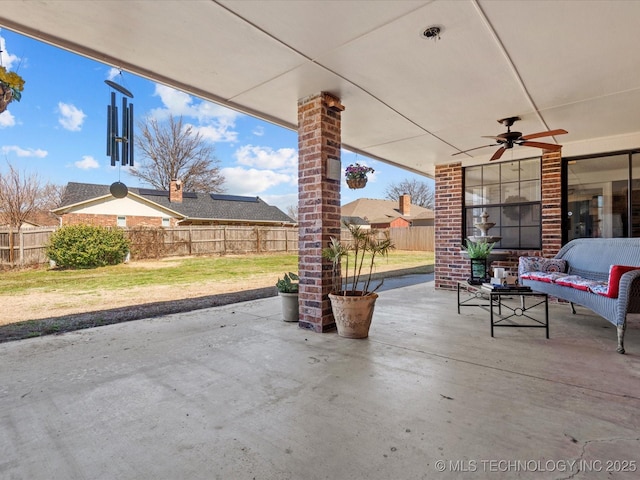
[0,28,433,213]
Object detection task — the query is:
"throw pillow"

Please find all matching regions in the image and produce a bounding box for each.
[606,265,640,298]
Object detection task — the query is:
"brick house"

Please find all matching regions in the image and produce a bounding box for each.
[341,195,434,229]
[52,182,296,228]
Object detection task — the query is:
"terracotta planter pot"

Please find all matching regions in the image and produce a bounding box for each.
[0,84,13,114]
[346,177,367,189]
[328,291,378,338]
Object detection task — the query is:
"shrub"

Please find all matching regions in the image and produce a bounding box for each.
[46,224,130,269]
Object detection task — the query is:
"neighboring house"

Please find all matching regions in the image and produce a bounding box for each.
[341,194,434,229]
[340,216,370,229]
[0,211,60,229]
[52,181,296,228]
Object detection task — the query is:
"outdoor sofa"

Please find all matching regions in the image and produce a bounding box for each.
[518,238,640,354]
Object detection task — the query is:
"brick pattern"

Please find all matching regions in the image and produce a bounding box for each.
[62,213,178,228]
[297,92,343,332]
[434,162,464,289]
[434,151,563,290]
[169,180,183,203]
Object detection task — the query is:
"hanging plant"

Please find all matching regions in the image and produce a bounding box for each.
[0,65,25,113]
[345,163,374,189]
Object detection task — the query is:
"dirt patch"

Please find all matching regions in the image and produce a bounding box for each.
[0,265,431,343]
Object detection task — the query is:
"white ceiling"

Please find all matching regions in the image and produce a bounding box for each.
[2,0,640,178]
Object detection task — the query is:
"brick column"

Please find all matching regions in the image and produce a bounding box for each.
[297,92,343,332]
[434,162,464,290]
[541,150,562,257]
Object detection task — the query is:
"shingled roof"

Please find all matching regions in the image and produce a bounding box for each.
[56,182,296,225]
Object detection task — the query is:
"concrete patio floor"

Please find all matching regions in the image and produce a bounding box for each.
[1,276,639,480]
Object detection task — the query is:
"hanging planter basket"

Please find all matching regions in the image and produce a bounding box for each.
[0,84,13,114]
[346,177,368,189]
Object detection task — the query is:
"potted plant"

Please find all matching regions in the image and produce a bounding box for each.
[0,65,25,114]
[462,239,495,285]
[276,272,299,322]
[322,222,394,338]
[345,163,374,189]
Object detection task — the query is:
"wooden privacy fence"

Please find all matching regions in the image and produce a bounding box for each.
[128,225,299,259]
[341,226,434,251]
[0,225,299,265]
[0,225,433,266]
[0,227,57,266]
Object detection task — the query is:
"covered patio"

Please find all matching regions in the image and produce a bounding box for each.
[1,277,639,479]
[4,1,640,332]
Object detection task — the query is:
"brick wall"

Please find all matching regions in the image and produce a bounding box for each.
[434,150,563,290]
[62,213,178,228]
[297,92,343,332]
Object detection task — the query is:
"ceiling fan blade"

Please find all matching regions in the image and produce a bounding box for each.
[451,143,499,156]
[521,129,568,140]
[520,141,562,151]
[490,147,507,161]
[481,135,506,141]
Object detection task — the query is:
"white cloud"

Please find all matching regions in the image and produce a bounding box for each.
[0,110,16,128]
[252,125,265,136]
[188,122,237,143]
[146,84,241,143]
[1,145,48,158]
[57,102,86,131]
[0,32,20,71]
[259,193,299,214]
[221,166,293,195]
[75,155,99,170]
[235,145,297,170]
[107,67,121,80]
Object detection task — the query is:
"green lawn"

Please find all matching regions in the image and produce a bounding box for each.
[0,251,434,296]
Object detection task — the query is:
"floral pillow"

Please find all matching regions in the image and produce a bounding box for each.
[518,257,568,278]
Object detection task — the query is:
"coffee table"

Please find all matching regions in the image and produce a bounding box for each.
[457,281,549,338]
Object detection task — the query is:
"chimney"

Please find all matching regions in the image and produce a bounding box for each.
[169,179,182,203]
[399,193,411,216]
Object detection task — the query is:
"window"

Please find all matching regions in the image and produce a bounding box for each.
[464,158,541,249]
[564,151,640,241]
[162,217,170,227]
[117,216,126,227]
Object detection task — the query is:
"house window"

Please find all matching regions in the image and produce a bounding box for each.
[464,158,541,249]
[162,217,170,227]
[117,216,126,227]
[564,151,640,241]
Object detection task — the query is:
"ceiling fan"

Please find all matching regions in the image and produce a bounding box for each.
[452,116,568,161]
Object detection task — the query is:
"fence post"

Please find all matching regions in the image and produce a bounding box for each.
[223,226,227,254]
[19,230,25,265]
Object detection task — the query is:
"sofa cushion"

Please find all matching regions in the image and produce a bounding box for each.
[605,265,640,298]
[518,257,567,278]
[520,271,566,283]
[554,275,603,292]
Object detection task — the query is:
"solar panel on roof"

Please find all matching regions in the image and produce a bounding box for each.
[211,194,258,203]
[138,188,168,196]
[138,189,196,198]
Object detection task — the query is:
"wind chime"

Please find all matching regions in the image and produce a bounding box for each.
[105,79,134,198]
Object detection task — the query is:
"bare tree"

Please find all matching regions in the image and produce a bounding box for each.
[285,204,298,223]
[384,178,435,209]
[40,183,67,210]
[0,163,46,263]
[0,163,45,229]
[131,114,225,192]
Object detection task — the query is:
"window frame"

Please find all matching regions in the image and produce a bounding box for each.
[463,157,542,250]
